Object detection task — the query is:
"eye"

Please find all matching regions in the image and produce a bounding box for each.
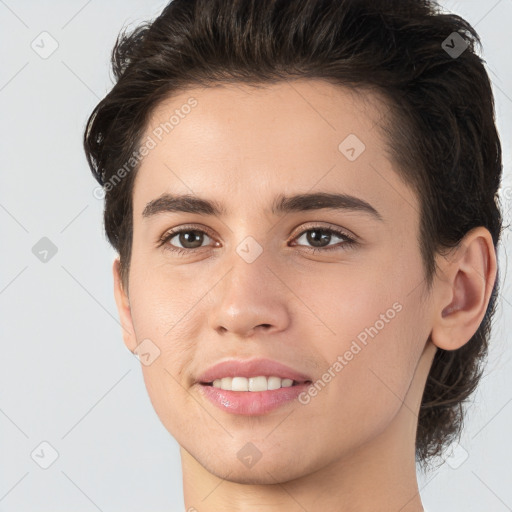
[157,224,357,256]
[290,225,357,253]
[157,225,217,255]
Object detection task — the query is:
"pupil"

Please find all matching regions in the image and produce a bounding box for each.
[307,229,330,247]
[180,231,203,248]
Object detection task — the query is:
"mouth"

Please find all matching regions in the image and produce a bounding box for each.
[195,357,313,387]
[197,377,314,416]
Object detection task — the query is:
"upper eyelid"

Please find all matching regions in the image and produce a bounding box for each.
[292,222,355,239]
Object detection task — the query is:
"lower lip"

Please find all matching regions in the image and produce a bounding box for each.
[197,383,311,415]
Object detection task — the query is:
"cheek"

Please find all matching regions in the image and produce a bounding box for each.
[128,259,203,339]
[295,258,407,346]
[126,276,197,438]
[126,269,197,394]
[299,257,427,414]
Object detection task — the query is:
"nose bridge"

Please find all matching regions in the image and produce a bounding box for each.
[223,238,277,308]
[220,205,275,284]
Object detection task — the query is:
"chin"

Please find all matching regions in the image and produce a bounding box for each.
[189,440,322,485]
[204,459,308,485]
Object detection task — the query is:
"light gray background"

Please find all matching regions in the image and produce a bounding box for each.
[1,1,511,511]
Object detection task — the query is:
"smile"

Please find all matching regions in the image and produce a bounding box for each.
[202,376,308,392]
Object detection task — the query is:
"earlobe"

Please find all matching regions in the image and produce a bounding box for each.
[112,258,137,353]
[430,227,497,351]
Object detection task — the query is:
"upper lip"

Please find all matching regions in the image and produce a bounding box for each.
[195,358,312,384]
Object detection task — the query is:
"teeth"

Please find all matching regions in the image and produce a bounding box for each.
[211,376,295,391]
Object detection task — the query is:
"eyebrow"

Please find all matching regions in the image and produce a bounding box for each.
[142,192,383,221]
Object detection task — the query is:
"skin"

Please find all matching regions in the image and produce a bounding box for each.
[112,79,497,512]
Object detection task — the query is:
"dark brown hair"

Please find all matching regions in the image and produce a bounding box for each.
[83,0,503,471]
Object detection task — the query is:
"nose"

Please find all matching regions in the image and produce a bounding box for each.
[208,257,291,339]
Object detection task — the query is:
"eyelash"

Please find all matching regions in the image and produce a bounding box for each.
[157,224,357,257]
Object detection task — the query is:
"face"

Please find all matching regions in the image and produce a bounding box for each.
[116,80,436,483]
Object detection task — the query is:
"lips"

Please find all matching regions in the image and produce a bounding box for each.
[194,358,314,415]
[195,357,312,384]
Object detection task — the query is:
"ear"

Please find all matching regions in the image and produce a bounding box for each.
[112,257,138,353]
[430,227,497,351]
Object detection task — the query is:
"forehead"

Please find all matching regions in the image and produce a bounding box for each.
[132,79,418,221]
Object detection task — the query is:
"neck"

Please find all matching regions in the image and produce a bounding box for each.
[181,341,436,512]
